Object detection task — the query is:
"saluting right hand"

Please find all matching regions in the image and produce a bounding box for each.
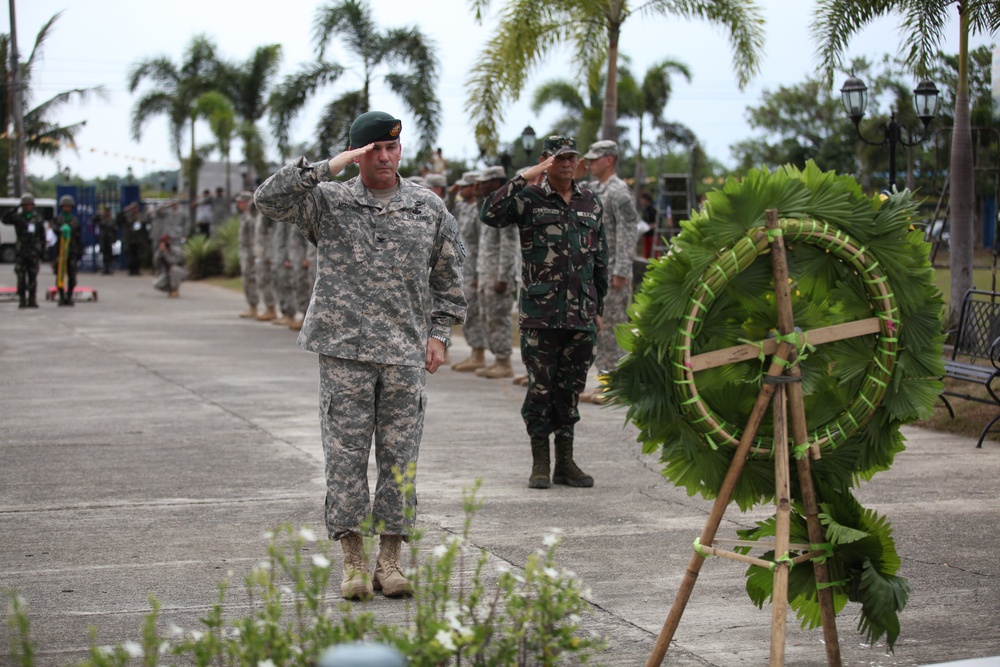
[521,156,554,183]
[328,144,375,176]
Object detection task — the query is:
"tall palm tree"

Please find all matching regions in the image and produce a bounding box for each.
[218,44,283,187]
[271,0,441,159]
[128,35,223,223]
[1,12,106,196]
[195,92,236,203]
[629,58,692,195]
[465,0,764,152]
[812,0,1000,323]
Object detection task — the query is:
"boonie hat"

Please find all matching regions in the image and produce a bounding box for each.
[234,190,253,202]
[583,140,619,160]
[424,174,447,189]
[476,166,508,182]
[349,111,402,147]
[541,136,579,157]
[455,171,480,186]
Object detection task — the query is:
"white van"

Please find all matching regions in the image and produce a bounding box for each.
[0,197,57,263]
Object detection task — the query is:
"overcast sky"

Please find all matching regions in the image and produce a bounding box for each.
[13,0,996,180]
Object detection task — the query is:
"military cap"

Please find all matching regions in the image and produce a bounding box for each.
[541,136,579,157]
[476,165,508,182]
[234,190,253,202]
[455,170,480,186]
[583,140,619,160]
[59,194,75,207]
[424,173,447,189]
[408,176,426,187]
[20,193,35,205]
[349,111,402,147]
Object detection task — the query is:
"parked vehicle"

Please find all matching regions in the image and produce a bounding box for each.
[0,197,57,263]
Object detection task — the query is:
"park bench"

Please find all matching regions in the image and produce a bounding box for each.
[939,289,1000,448]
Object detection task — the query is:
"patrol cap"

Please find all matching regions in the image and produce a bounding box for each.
[583,140,619,160]
[349,111,402,147]
[424,173,447,189]
[541,136,579,157]
[476,166,507,182]
[234,190,253,202]
[455,170,480,186]
[20,193,35,205]
[59,194,75,207]
[408,176,426,187]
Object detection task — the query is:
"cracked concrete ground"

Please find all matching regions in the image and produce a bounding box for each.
[1,266,997,666]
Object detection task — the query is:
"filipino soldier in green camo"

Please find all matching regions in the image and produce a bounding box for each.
[270,216,298,327]
[2,193,47,308]
[474,166,519,379]
[480,136,608,489]
[54,194,84,307]
[235,192,260,318]
[579,140,640,404]
[255,111,466,602]
[449,171,490,371]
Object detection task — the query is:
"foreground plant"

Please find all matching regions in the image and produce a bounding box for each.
[4,481,602,666]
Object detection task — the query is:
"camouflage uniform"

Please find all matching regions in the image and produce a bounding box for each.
[480,174,608,440]
[476,210,518,358]
[590,174,639,373]
[271,219,297,320]
[287,223,315,316]
[254,214,277,311]
[54,211,84,305]
[238,204,259,309]
[255,157,466,540]
[455,197,487,349]
[2,204,46,307]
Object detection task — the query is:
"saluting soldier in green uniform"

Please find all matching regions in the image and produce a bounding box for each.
[2,193,47,308]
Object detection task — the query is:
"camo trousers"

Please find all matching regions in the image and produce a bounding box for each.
[461,279,487,349]
[519,328,596,441]
[479,285,514,357]
[594,281,631,373]
[319,355,426,540]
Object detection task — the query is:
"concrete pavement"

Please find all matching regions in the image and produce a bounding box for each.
[1,265,998,666]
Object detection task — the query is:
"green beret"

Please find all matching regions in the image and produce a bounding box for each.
[349,111,402,147]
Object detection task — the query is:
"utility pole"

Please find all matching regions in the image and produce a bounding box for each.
[8,0,27,196]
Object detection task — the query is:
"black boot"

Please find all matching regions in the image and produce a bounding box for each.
[553,436,594,487]
[529,438,551,489]
[27,291,38,308]
[57,288,68,306]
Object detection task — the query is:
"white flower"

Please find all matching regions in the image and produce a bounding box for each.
[312,554,331,569]
[496,563,510,573]
[168,623,184,637]
[280,585,293,596]
[568,614,582,624]
[97,646,114,657]
[433,544,448,558]
[258,660,277,667]
[543,567,559,579]
[543,534,560,548]
[158,641,170,655]
[435,629,457,652]
[262,531,274,540]
[122,641,144,658]
[255,560,271,571]
[298,527,317,542]
[190,630,204,641]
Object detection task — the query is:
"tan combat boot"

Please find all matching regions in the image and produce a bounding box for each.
[272,314,291,326]
[452,347,486,372]
[256,305,277,321]
[289,314,304,331]
[239,305,258,319]
[168,290,180,298]
[512,374,529,386]
[552,436,594,487]
[480,356,514,379]
[529,438,551,489]
[373,535,413,597]
[340,534,373,600]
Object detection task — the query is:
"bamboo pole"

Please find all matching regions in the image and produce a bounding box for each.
[645,342,794,667]
[769,383,791,667]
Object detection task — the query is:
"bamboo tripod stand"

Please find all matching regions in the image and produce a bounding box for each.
[646,210,864,667]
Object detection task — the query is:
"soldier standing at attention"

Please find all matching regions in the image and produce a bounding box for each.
[449,171,489,371]
[473,166,519,379]
[120,202,146,276]
[54,194,84,307]
[579,140,639,404]
[255,111,466,602]
[253,209,278,322]
[234,192,260,318]
[2,193,47,308]
[270,218,298,327]
[481,136,608,489]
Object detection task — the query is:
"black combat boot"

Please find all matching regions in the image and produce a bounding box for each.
[529,438,551,489]
[552,435,594,487]
[27,291,38,308]
[18,292,27,308]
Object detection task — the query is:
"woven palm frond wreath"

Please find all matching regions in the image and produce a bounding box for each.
[607,162,946,651]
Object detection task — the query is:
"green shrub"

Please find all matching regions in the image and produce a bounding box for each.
[213,216,242,278]
[182,234,223,280]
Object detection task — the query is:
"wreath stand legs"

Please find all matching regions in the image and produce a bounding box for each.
[646,211,844,667]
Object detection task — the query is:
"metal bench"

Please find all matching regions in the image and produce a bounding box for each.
[939,289,1000,448]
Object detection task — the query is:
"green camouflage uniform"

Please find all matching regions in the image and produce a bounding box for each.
[480,174,608,440]
[2,207,46,305]
[255,157,466,540]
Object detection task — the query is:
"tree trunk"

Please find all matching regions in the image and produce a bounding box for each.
[188,121,198,233]
[600,20,621,141]
[948,10,974,325]
[633,116,645,199]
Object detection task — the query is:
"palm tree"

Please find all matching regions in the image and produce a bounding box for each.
[0,12,106,196]
[218,45,283,187]
[812,0,1000,323]
[465,0,764,152]
[271,0,441,159]
[629,58,692,196]
[195,92,236,203]
[128,35,223,223]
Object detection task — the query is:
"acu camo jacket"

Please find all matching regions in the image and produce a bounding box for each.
[254,157,467,368]
[591,174,639,279]
[480,175,608,333]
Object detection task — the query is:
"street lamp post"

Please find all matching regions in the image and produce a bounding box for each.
[521,125,537,160]
[840,76,939,192]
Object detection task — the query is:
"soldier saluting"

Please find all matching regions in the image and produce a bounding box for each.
[254,111,466,601]
[2,193,47,308]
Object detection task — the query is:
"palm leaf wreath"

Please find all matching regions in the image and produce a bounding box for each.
[607,162,945,650]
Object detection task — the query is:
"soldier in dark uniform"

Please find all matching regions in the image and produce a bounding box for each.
[120,202,147,275]
[54,194,84,306]
[96,206,119,274]
[480,136,608,490]
[1,193,47,308]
